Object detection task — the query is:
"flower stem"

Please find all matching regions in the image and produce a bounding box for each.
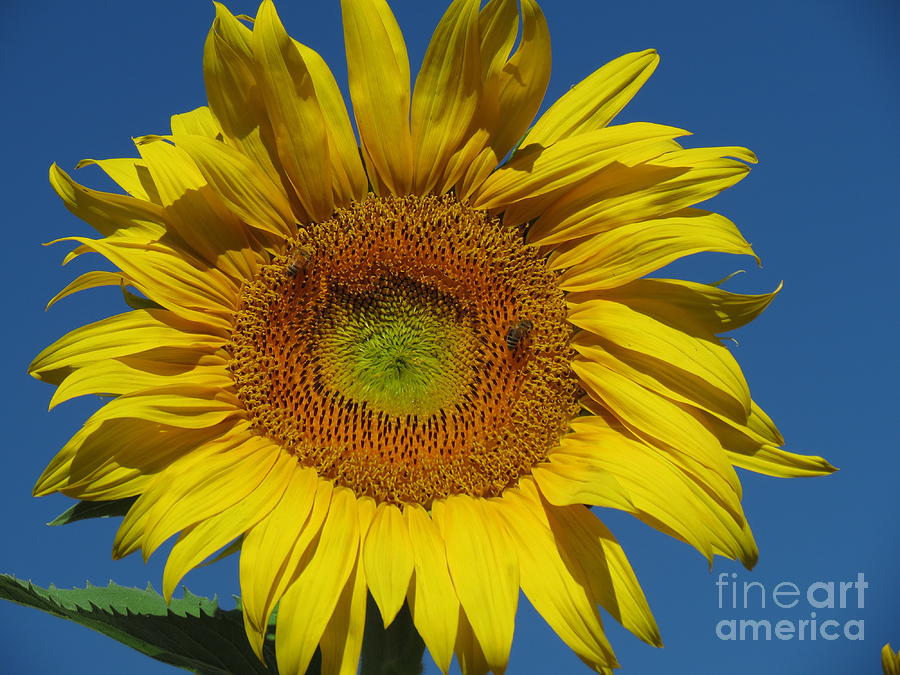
[359,594,425,675]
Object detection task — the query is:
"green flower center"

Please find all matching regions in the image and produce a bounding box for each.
[319,277,470,418]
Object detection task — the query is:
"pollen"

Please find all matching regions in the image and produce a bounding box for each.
[229,195,578,505]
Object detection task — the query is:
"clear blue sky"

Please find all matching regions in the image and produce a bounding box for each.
[1,1,897,673]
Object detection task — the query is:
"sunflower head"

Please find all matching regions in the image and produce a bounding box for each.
[31,0,834,673]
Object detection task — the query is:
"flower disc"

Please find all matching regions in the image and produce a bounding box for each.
[229,195,579,504]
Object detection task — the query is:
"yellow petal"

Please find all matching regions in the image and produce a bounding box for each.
[411,0,481,194]
[131,434,277,560]
[204,3,289,202]
[170,106,222,138]
[532,454,634,512]
[524,49,659,146]
[883,644,900,675]
[575,277,780,335]
[554,210,756,291]
[530,147,756,245]
[340,0,413,195]
[434,495,518,673]
[252,1,333,222]
[568,281,784,441]
[404,504,459,674]
[569,297,751,417]
[275,487,360,675]
[571,333,752,441]
[49,163,166,240]
[363,503,414,627]
[435,0,516,196]
[30,309,225,383]
[294,41,368,207]
[495,0,551,120]
[477,0,518,82]
[454,609,491,675]
[471,123,687,211]
[697,410,835,477]
[318,497,374,675]
[162,449,296,600]
[46,270,128,309]
[748,401,784,445]
[498,483,619,669]
[110,423,251,556]
[319,550,368,675]
[62,471,151,502]
[532,452,633,511]
[34,419,227,500]
[240,471,329,658]
[505,138,681,230]
[565,417,758,567]
[359,140,392,197]
[695,400,784,452]
[455,0,552,198]
[730,442,836,478]
[171,133,295,239]
[543,498,661,647]
[136,137,260,281]
[572,358,740,496]
[49,354,229,410]
[356,496,378,536]
[79,387,237,432]
[52,236,238,330]
[74,158,160,203]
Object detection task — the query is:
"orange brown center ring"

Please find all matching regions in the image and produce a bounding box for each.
[229,194,578,505]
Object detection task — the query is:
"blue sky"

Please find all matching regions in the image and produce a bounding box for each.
[1,0,898,674]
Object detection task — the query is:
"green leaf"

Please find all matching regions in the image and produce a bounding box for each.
[47,497,138,526]
[360,594,424,675]
[0,574,279,674]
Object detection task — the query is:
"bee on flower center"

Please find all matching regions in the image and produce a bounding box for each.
[286,246,312,278]
[505,319,533,352]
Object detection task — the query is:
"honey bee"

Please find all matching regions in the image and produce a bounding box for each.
[286,246,312,278]
[505,319,533,352]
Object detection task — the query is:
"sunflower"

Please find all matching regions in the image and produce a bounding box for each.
[885,645,900,675]
[30,0,834,673]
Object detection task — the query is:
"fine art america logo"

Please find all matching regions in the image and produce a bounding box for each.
[715,572,867,641]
